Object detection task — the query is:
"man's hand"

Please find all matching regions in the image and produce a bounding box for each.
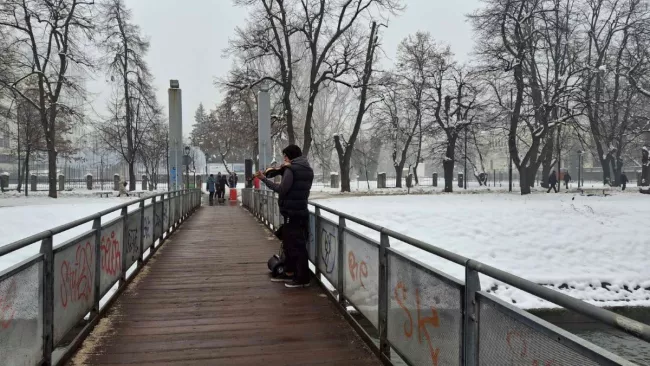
[254,170,264,179]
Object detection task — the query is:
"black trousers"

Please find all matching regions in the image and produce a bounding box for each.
[209,191,215,201]
[282,216,310,283]
[547,184,557,193]
[217,189,225,199]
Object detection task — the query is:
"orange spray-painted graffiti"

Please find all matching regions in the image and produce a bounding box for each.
[395,281,441,366]
[506,330,559,365]
[348,251,368,288]
[60,242,94,308]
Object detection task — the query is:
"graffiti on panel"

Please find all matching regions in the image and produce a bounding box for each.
[126,228,139,261]
[394,281,441,366]
[143,215,151,240]
[100,231,121,276]
[506,330,559,366]
[321,228,336,274]
[0,279,16,329]
[348,251,369,289]
[163,203,169,226]
[60,242,94,308]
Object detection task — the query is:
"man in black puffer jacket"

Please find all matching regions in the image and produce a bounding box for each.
[256,144,313,288]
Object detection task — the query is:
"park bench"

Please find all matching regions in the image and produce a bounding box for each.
[94,191,112,198]
[579,187,612,196]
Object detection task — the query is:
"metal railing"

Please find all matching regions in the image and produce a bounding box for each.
[0,188,202,366]
[241,188,648,366]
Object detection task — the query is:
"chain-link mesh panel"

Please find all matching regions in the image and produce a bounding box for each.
[154,201,163,239]
[174,196,180,222]
[0,260,43,365]
[142,205,154,251]
[343,230,379,328]
[125,210,141,269]
[100,219,123,297]
[318,218,338,285]
[54,234,95,344]
[308,213,316,263]
[273,196,281,228]
[388,251,463,366]
[478,295,604,366]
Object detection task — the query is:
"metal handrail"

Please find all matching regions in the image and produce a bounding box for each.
[242,188,649,365]
[310,198,650,342]
[0,188,202,366]
[0,189,189,257]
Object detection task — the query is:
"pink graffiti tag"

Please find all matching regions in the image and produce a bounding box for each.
[506,330,559,365]
[60,242,94,308]
[0,279,17,329]
[101,231,121,276]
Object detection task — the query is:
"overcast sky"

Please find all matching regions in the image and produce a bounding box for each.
[87,0,482,138]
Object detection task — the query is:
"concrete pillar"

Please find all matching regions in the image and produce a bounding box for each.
[432,173,438,187]
[86,174,93,190]
[142,175,148,191]
[330,173,340,189]
[458,173,464,188]
[377,173,386,189]
[196,175,203,192]
[258,84,272,192]
[0,173,8,191]
[58,174,64,191]
[31,174,37,191]
[113,174,120,191]
[168,80,183,191]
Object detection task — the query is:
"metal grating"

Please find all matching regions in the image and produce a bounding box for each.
[0,260,43,365]
[343,229,379,328]
[478,294,606,366]
[387,250,463,366]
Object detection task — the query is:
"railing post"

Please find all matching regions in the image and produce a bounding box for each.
[92,217,101,316]
[120,206,128,283]
[40,234,54,365]
[463,260,481,366]
[337,216,346,305]
[314,207,322,278]
[378,232,391,359]
[138,199,145,265]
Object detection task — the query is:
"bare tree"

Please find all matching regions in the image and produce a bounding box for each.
[99,0,155,190]
[0,0,96,198]
[334,21,380,192]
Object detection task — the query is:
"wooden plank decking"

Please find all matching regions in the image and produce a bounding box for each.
[69,199,379,366]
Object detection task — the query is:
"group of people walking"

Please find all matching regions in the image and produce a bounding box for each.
[206,172,238,204]
[546,170,629,192]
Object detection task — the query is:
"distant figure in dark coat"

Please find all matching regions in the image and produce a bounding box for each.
[547,171,558,193]
[620,172,629,191]
[216,172,229,201]
[206,174,216,204]
[563,172,571,189]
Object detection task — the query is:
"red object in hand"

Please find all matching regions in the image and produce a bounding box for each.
[254,177,261,189]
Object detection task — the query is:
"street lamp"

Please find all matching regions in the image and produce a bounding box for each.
[184,146,190,189]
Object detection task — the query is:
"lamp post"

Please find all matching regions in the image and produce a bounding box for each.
[184,146,190,189]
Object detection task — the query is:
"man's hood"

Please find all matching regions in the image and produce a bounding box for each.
[291,156,311,169]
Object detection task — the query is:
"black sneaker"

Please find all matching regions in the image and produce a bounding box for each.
[285,280,310,288]
[271,273,294,282]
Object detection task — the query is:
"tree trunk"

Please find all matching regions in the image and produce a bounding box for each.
[23,150,30,197]
[601,154,613,186]
[642,147,650,188]
[519,167,531,195]
[128,160,136,191]
[395,165,403,188]
[47,147,57,198]
[340,160,351,192]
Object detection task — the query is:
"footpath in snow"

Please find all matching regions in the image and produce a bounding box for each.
[312,192,650,309]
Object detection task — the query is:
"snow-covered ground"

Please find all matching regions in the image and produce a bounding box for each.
[312,193,650,309]
[0,194,147,272]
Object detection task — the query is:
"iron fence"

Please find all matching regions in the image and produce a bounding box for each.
[0,188,202,365]
[241,188,647,366]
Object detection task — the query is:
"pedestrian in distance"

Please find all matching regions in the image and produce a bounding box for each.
[547,171,558,193]
[563,172,571,190]
[207,174,216,204]
[217,172,229,204]
[118,181,130,197]
[620,172,629,191]
[256,144,314,288]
